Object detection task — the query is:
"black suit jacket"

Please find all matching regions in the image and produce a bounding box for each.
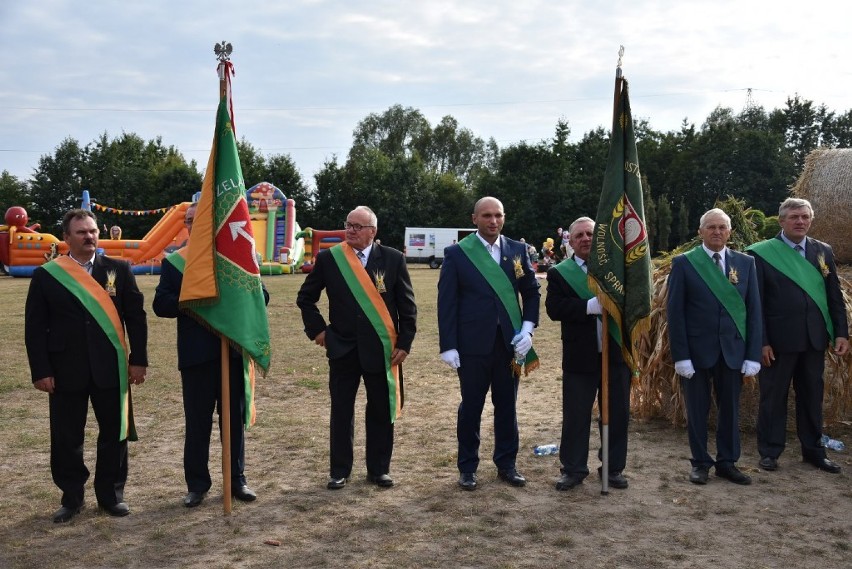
[297,244,417,373]
[545,258,624,374]
[152,255,270,369]
[25,254,148,391]
[750,234,849,353]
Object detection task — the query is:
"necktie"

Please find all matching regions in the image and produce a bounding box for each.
[713,252,724,274]
[84,261,93,274]
[356,251,366,267]
[794,244,804,257]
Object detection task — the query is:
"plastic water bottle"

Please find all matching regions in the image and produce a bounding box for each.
[533,444,559,456]
[821,434,845,452]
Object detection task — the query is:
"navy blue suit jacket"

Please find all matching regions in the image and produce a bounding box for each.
[749,234,848,353]
[666,247,762,369]
[437,235,540,355]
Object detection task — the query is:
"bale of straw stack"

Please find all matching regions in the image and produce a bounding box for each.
[792,148,852,263]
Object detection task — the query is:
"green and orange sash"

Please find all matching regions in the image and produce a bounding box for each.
[329,243,403,422]
[746,239,834,342]
[43,256,136,442]
[458,234,539,376]
[168,249,257,428]
[553,259,622,347]
[683,247,747,341]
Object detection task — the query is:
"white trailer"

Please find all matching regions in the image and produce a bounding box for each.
[403,227,475,268]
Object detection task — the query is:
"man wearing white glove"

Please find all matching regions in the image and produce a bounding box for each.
[438,197,540,491]
[748,197,849,474]
[667,208,762,486]
[546,217,631,491]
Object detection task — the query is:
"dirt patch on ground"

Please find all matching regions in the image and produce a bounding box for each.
[1,268,849,568]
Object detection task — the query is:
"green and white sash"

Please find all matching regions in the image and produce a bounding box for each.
[683,247,747,341]
[458,234,539,376]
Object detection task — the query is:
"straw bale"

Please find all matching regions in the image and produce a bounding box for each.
[792,148,852,263]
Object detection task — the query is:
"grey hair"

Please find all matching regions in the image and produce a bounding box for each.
[778,197,814,220]
[699,208,731,229]
[568,216,595,233]
[352,205,378,228]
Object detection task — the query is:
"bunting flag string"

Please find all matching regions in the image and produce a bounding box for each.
[91,203,180,216]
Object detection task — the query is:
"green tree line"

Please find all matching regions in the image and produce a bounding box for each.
[2,95,849,255]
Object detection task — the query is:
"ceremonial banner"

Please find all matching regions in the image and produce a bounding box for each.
[179,64,270,426]
[587,77,653,371]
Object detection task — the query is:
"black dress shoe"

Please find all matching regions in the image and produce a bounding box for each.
[99,502,130,517]
[497,468,526,487]
[458,472,477,491]
[52,505,83,523]
[555,473,584,491]
[366,473,394,488]
[184,491,206,508]
[689,466,710,485]
[232,485,257,502]
[597,467,629,489]
[807,457,841,474]
[327,477,347,490]
[758,456,778,471]
[607,472,629,489]
[715,464,752,485]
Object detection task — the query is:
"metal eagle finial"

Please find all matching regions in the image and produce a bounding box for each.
[214,41,233,62]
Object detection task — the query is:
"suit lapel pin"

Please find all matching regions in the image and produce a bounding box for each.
[105,270,117,296]
[374,270,386,293]
[817,253,830,277]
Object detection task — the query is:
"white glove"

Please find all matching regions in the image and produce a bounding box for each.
[511,333,533,358]
[440,349,461,370]
[674,360,695,379]
[586,297,602,315]
[741,360,761,376]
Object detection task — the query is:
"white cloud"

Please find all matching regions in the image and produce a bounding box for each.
[2,0,850,184]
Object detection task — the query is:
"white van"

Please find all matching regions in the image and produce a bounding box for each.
[403,227,475,268]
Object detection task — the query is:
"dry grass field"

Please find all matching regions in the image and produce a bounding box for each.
[1,266,850,568]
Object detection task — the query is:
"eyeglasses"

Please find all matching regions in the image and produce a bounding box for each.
[343,222,374,232]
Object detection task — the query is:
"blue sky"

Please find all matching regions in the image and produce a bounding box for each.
[2,1,850,188]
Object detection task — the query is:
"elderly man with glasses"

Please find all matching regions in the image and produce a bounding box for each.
[297,206,417,490]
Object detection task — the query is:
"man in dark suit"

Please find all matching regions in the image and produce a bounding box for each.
[667,208,762,486]
[25,209,148,522]
[153,203,266,507]
[297,206,417,490]
[748,197,849,474]
[545,217,630,491]
[438,196,540,491]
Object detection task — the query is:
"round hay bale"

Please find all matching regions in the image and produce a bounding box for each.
[792,148,852,263]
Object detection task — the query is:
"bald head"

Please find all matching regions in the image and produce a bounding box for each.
[472,196,505,244]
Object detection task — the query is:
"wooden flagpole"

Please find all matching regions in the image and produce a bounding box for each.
[215,41,234,516]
